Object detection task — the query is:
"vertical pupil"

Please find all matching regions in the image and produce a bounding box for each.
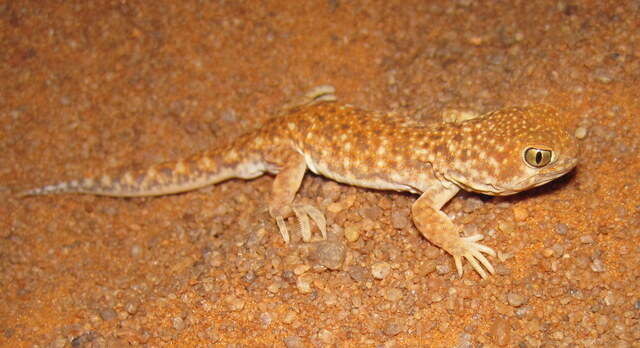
[535,151,542,164]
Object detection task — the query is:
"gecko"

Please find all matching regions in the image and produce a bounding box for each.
[20,88,579,279]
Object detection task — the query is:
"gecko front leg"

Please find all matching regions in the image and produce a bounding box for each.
[268,151,326,243]
[411,183,496,278]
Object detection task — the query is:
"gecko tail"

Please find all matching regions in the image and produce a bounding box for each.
[18,180,89,197]
[19,135,269,198]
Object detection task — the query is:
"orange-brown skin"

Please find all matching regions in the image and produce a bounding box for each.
[21,101,579,278]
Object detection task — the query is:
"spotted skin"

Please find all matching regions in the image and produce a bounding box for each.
[21,99,579,278]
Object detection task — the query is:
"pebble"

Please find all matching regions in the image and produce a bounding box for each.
[554,223,569,235]
[590,258,605,273]
[283,311,297,324]
[226,296,245,311]
[283,335,304,348]
[384,288,403,302]
[310,241,346,270]
[580,235,595,244]
[506,293,526,307]
[490,318,511,346]
[383,320,403,336]
[574,126,588,139]
[512,206,529,221]
[344,224,360,242]
[317,329,334,344]
[99,308,118,321]
[390,208,410,229]
[130,244,143,258]
[321,181,342,201]
[293,264,310,275]
[296,275,313,293]
[551,243,564,257]
[259,312,272,328]
[347,265,369,282]
[172,316,186,331]
[498,221,515,234]
[267,282,281,294]
[359,205,383,220]
[125,302,138,314]
[462,196,484,213]
[436,264,451,276]
[371,261,391,279]
[52,337,66,348]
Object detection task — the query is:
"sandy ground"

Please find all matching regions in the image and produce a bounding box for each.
[1,0,639,347]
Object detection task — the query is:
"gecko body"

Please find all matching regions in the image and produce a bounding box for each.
[22,96,579,278]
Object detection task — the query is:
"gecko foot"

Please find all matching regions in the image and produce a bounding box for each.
[450,234,496,279]
[274,204,327,243]
[282,85,337,112]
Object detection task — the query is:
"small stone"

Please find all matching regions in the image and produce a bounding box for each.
[592,69,614,83]
[383,320,403,336]
[506,293,526,307]
[347,265,369,282]
[344,224,360,242]
[321,181,342,201]
[498,221,515,234]
[390,208,410,229]
[574,126,588,139]
[283,311,297,324]
[512,206,529,221]
[551,243,564,257]
[125,302,138,314]
[384,288,403,302]
[296,275,313,293]
[490,318,511,346]
[52,337,67,348]
[99,308,117,321]
[226,296,245,311]
[293,264,310,275]
[259,312,272,328]
[554,223,569,235]
[580,235,595,244]
[371,261,391,280]
[317,329,334,344]
[462,196,484,213]
[359,205,383,220]
[130,244,143,258]
[283,335,304,348]
[267,282,281,294]
[172,317,186,331]
[436,263,450,275]
[309,241,346,270]
[590,258,605,273]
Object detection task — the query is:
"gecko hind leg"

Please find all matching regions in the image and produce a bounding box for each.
[269,151,326,243]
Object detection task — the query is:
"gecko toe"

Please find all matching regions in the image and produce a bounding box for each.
[296,205,327,240]
[465,254,488,279]
[276,216,290,244]
[293,206,312,242]
[452,235,496,279]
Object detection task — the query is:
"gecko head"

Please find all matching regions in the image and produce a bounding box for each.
[444,105,579,196]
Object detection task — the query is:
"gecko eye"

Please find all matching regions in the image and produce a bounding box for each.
[524,148,552,167]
